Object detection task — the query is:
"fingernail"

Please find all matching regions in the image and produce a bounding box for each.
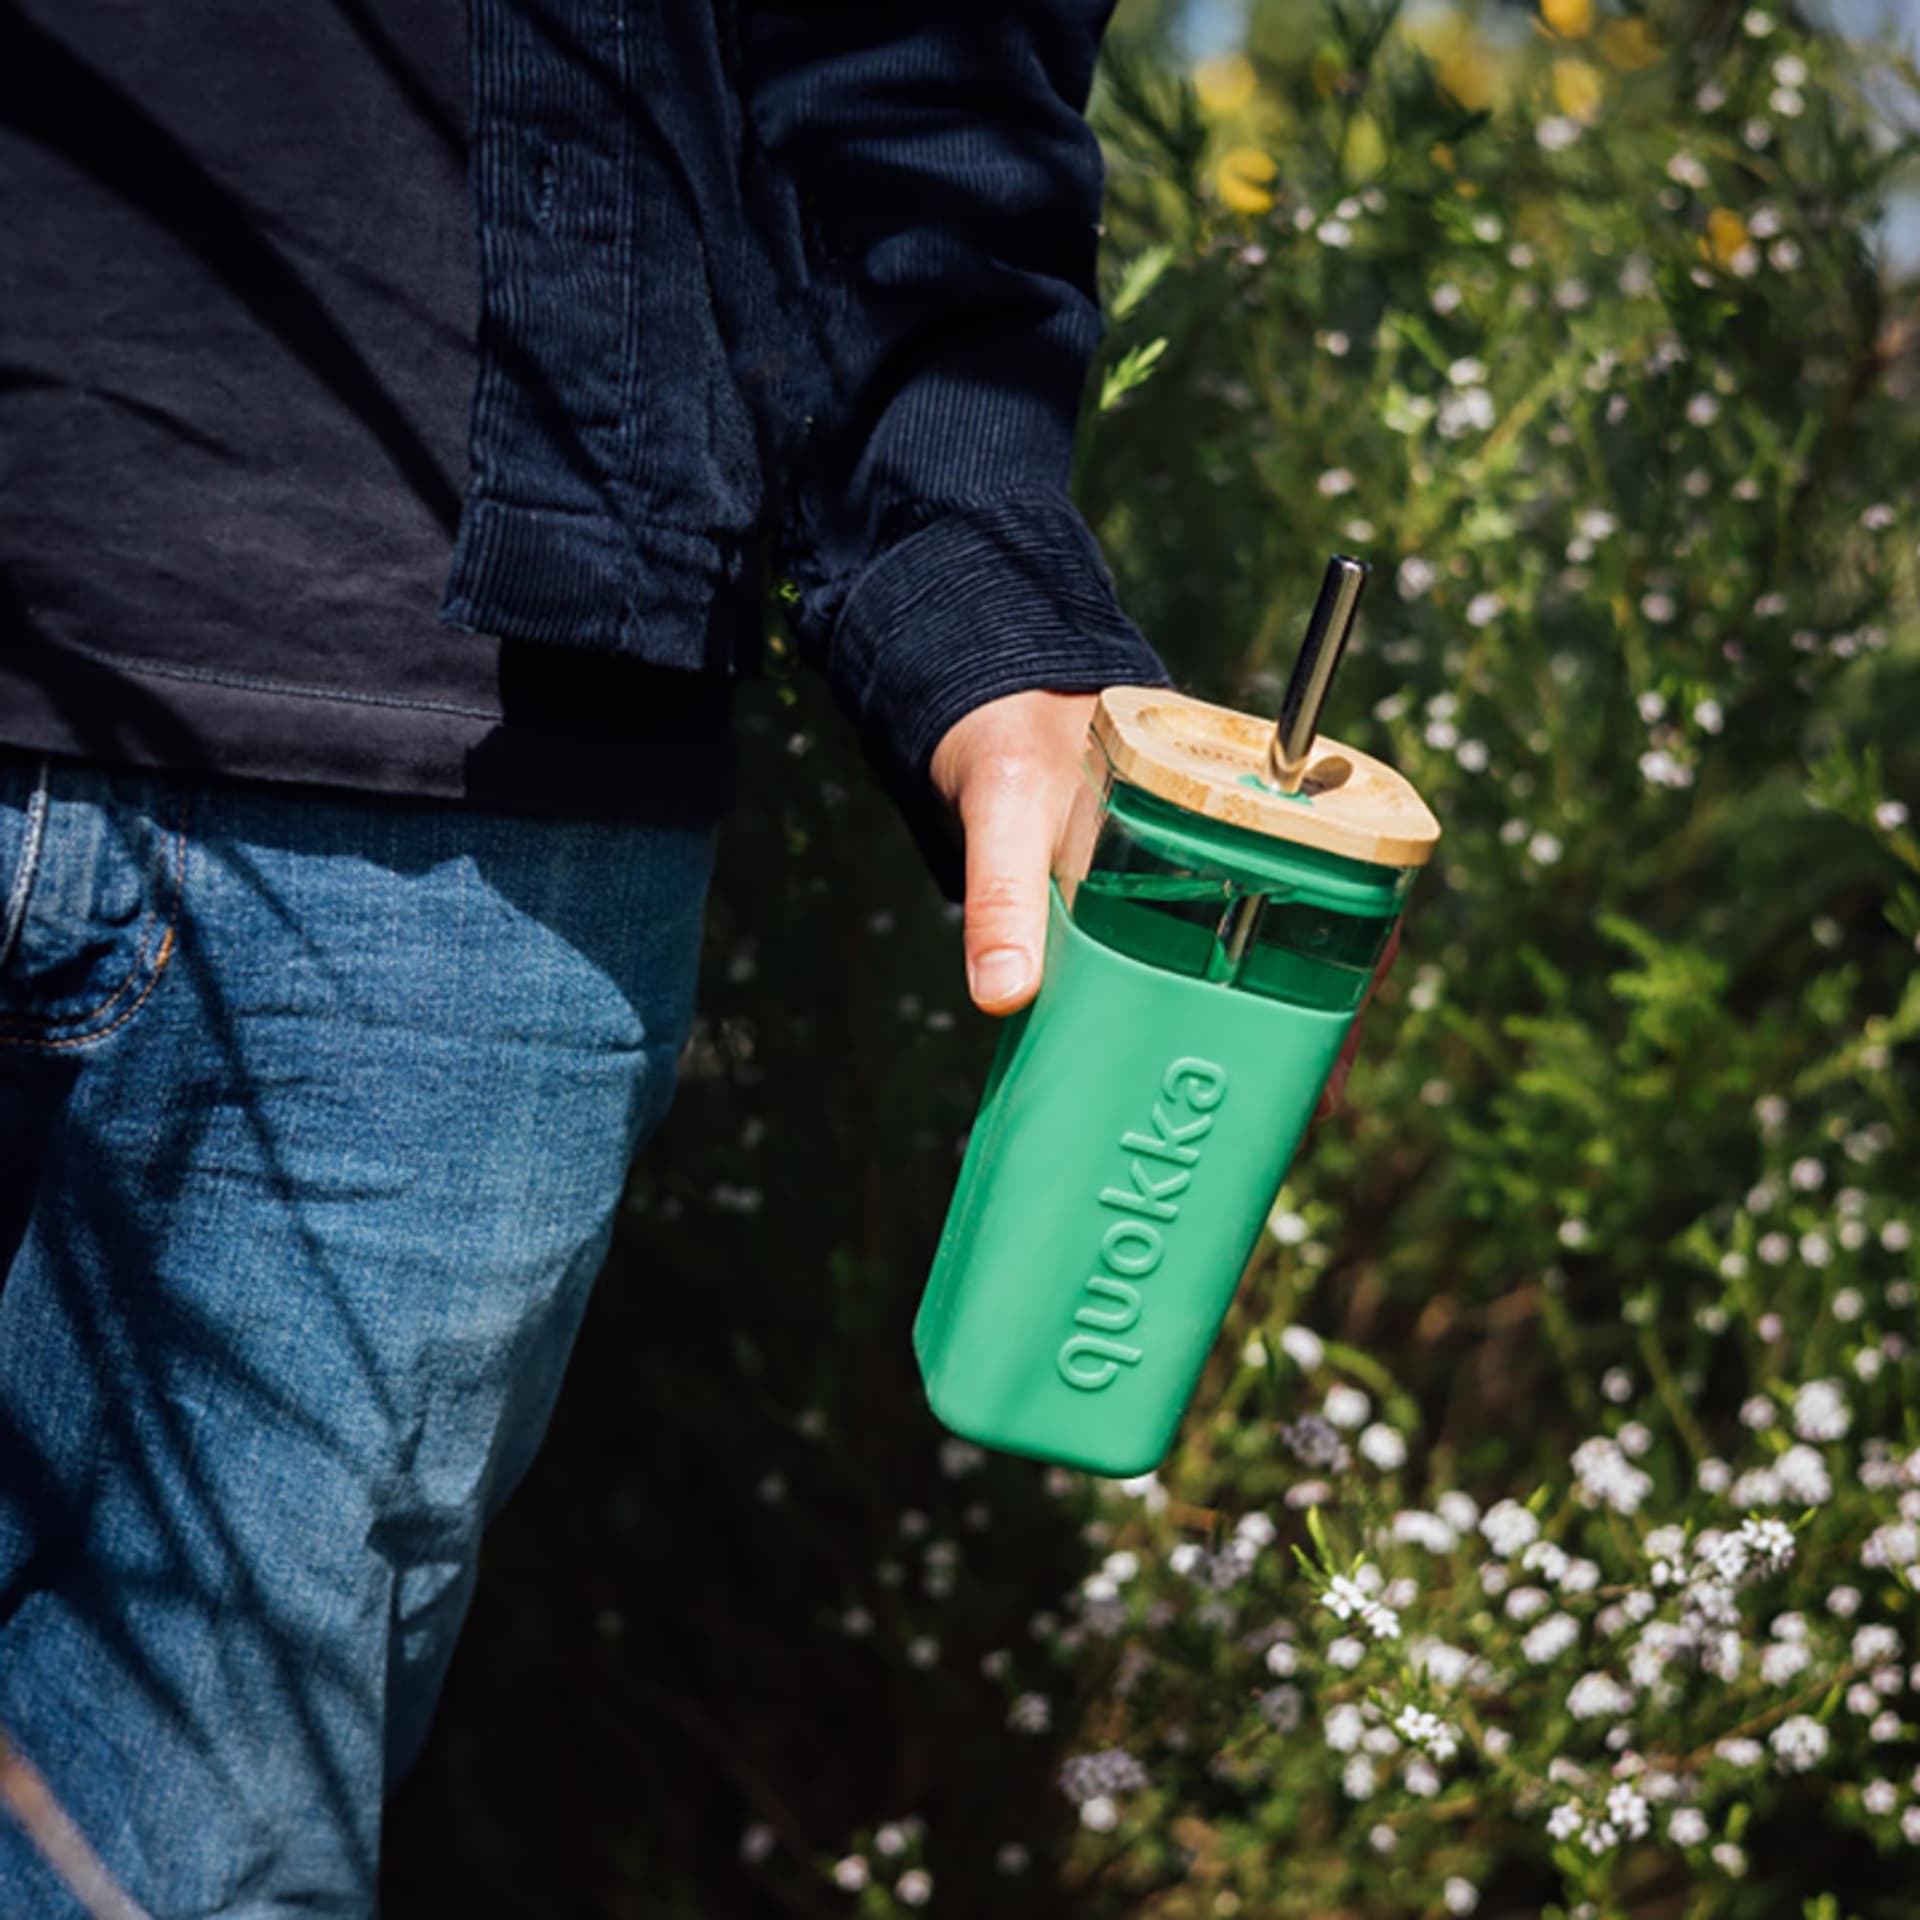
[969,948,1032,1007]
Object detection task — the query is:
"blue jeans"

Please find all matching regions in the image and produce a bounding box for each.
[0,753,714,1916]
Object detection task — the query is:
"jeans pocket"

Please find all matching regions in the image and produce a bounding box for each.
[0,759,189,1051]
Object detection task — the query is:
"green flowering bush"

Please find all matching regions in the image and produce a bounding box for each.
[386,4,1920,1917]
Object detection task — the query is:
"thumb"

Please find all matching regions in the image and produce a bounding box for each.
[958,759,1056,1016]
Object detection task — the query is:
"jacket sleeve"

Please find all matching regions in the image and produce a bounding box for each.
[741,0,1172,895]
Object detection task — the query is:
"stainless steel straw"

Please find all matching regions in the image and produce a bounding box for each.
[1266,554,1370,793]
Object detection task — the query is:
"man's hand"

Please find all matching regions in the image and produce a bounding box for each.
[930,689,1097,1016]
[931,689,1405,1112]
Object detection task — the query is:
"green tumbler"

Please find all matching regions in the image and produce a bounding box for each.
[913,557,1442,1477]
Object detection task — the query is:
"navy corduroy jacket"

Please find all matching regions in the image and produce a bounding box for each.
[440,0,1171,881]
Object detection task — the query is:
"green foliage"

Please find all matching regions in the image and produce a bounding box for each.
[387,4,1920,1916]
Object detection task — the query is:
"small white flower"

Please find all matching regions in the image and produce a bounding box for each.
[1670,1806,1709,1845]
[1876,800,1911,831]
[1482,1500,1541,1556]
[1317,468,1357,498]
[1444,1877,1480,1915]
[1744,7,1776,33]
[1568,1671,1634,1720]
[1618,254,1656,298]
[1437,388,1496,439]
[1448,356,1488,388]
[1777,1445,1833,1503]
[1523,1612,1581,1664]
[1324,1384,1372,1429]
[1741,1517,1796,1571]
[1641,591,1678,624]
[1393,1509,1459,1554]
[1391,1706,1456,1762]
[1770,1715,1830,1772]
[1572,1435,1653,1514]
[1327,1634,1367,1669]
[1667,151,1710,191]
[1007,1691,1051,1733]
[833,1856,871,1891]
[1324,1702,1366,1752]
[1342,1753,1377,1799]
[1771,86,1804,116]
[1855,1624,1903,1665]
[1762,1640,1812,1685]
[1317,218,1354,249]
[1537,115,1583,152]
[1397,557,1438,600]
[1532,833,1566,868]
[1359,1423,1408,1472]
[1273,1328,1325,1378]
[1271,1210,1310,1245]
[1431,282,1463,315]
[1466,591,1504,628]
[1685,392,1721,426]
[895,1868,933,1906]
[1079,1794,1118,1832]
[1792,1378,1851,1442]
[1903,1806,1920,1844]
[1865,1780,1899,1815]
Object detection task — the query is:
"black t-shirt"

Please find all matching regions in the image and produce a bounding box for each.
[0,2,734,824]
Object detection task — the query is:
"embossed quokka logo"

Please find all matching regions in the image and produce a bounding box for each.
[1056,1056,1228,1390]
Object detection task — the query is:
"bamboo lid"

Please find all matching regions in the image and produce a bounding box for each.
[1092,685,1442,871]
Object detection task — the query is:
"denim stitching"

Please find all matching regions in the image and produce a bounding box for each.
[0,784,191,1051]
[0,757,52,977]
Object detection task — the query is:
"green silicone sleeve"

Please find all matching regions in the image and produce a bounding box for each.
[913,884,1358,1479]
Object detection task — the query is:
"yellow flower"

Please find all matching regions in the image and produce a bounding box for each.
[1216,146,1278,215]
[1704,206,1751,265]
[1194,52,1258,116]
[1552,57,1605,121]
[1430,142,1457,172]
[1600,17,1663,69]
[1541,0,1595,37]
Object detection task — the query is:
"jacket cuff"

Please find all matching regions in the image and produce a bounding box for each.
[822,499,1172,899]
